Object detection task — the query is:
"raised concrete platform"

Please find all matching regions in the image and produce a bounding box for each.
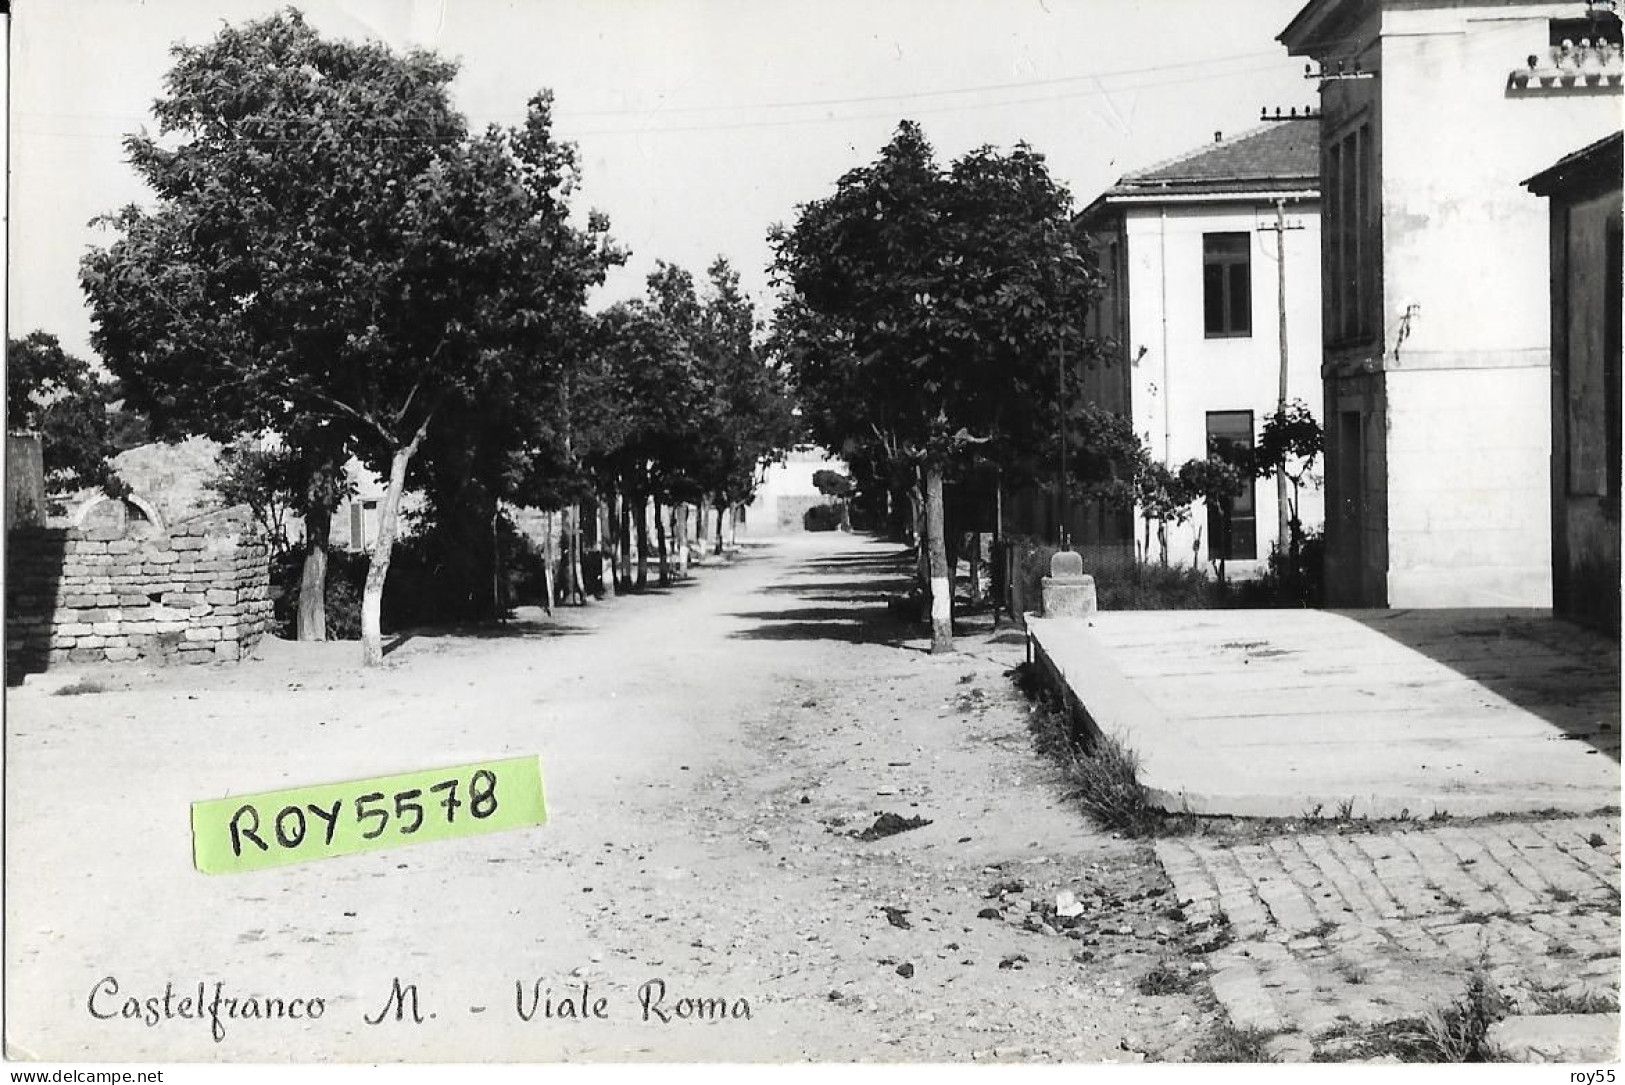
[1026,609,1620,819]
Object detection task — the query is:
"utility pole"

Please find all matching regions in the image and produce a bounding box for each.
[1057,319,1068,547]
[1258,197,1305,556]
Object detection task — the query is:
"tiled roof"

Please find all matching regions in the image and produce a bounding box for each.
[1524,130,1623,196]
[1099,117,1320,200]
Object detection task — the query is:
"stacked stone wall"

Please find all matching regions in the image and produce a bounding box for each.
[6,506,273,669]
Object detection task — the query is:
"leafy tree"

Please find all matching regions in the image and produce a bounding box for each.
[81,10,614,663]
[812,469,855,530]
[5,331,138,505]
[1132,459,1193,566]
[578,292,698,590]
[1254,399,1324,563]
[812,469,854,499]
[771,121,1106,652]
[1178,455,1246,586]
[204,439,299,555]
[691,259,796,552]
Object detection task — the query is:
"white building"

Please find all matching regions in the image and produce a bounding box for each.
[1080,116,1325,574]
[1281,0,1622,607]
[741,445,848,535]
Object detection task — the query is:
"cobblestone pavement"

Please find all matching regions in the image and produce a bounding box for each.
[1156,815,1621,1058]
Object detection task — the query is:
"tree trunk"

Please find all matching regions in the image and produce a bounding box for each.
[541,509,556,616]
[654,497,669,587]
[598,498,617,599]
[361,427,428,667]
[693,497,708,562]
[714,505,725,556]
[924,463,953,654]
[491,507,503,620]
[992,471,1004,625]
[569,502,587,605]
[909,482,929,616]
[729,505,738,548]
[297,504,331,641]
[618,491,633,589]
[675,503,690,578]
[635,495,650,590]
[968,531,983,605]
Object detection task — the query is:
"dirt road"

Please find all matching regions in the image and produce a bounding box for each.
[5,533,1210,1062]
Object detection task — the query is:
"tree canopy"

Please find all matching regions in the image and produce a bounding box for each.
[6,330,140,501]
[770,120,1112,651]
[81,8,618,662]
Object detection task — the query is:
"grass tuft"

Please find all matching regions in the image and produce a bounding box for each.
[1014,662,1165,838]
[52,678,109,696]
[1136,959,1201,997]
[1530,986,1619,1015]
[1189,1022,1280,1063]
[1387,966,1510,1062]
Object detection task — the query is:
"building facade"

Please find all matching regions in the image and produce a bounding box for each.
[1525,131,1623,632]
[1280,0,1622,607]
[1080,117,1325,575]
[741,445,849,535]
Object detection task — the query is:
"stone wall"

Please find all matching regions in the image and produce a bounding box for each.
[6,506,273,671]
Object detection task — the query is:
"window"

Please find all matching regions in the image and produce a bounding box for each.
[1206,411,1257,561]
[1325,121,1378,346]
[1203,233,1252,338]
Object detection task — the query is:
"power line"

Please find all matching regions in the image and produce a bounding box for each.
[13,48,1287,130]
[558,48,1285,116]
[562,60,1294,137]
[13,57,1297,144]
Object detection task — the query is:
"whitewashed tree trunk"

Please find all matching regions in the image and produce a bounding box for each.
[924,463,953,654]
[675,503,690,578]
[598,499,616,599]
[541,509,556,616]
[360,423,429,667]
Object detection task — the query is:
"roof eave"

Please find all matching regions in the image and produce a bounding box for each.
[1279,0,1372,57]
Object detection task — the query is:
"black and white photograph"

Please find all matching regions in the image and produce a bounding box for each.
[4,0,1621,1073]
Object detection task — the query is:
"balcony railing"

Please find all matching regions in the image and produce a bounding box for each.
[1508,39,1625,91]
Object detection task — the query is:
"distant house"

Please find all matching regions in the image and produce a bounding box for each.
[1280,0,1622,607]
[741,445,849,535]
[1524,130,1622,632]
[1079,116,1324,573]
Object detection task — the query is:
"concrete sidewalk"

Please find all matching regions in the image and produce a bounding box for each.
[1026,609,1619,819]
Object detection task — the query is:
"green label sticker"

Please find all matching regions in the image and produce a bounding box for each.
[192,756,547,874]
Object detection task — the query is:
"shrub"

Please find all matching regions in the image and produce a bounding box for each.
[803,502,844,532]
[1096,561,1217,610]
[272,547,367,640]
[1233,531,1325,608]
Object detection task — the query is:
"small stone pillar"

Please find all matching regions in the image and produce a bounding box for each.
[1041,549,1097,618]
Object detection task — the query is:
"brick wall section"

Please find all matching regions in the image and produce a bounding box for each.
[6,506,273,668]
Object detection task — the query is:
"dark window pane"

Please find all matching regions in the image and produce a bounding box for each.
[1228,262,1251,336]
[1203,233,1250,337]
[1203,263,1226,334]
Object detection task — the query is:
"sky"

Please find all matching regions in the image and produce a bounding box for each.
[9,0,1318,360]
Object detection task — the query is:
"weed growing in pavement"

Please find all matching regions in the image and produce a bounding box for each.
[1188,1021,1280,1063]
[1011,662,1161,838]
[1136,959,1202,997]
[1068,731,1161,838]
[1530,986,1619,1014]
[52,678,108,696]
[1388,961,1511,1062]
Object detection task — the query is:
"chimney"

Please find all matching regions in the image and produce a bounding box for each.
[1214,130,1223,143]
